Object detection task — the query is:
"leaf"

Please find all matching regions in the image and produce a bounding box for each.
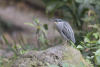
[97,39,100,44]
[16,44,21,49]
[93,32,99,39]
[95,56,100,65]
[45,1,65,13]
[34,18,39,24]
[37,26,41,30]
[76,0,95,4]
[63,0,68,2]
[77,45,84,50]
[39,34,46,44]
[88,24,98,29]
[94,49,100,56]
[41,27,47,36]
[20,50,27,55]
[96,0,100,5]
[24,23,34,27]
[43,24,48,30]
[76,0,83,3]
[84,37,90,42]
[82,16,95,22]
[85,44,89,47]
[87,56,94,62]
[94,49,100,65]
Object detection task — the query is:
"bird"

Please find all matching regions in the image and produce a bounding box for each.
[53,18,75,43]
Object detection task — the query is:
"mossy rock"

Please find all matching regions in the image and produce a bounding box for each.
[12,45,92,67]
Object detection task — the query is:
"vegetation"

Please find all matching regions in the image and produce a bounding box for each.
[43,0,100,67]
[0,0,100,67]
[25,18,49,49]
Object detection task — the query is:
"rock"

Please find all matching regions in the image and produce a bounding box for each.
[12,45,92,67]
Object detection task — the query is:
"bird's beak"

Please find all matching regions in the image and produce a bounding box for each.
[54,22,57,24]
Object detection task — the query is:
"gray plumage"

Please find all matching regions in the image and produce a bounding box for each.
[54,19,75,43]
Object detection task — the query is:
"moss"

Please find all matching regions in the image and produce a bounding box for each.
[12,45,93,67]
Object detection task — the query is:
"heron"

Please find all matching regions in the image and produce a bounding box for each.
[53,18,76,44]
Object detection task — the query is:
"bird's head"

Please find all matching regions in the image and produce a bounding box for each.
[51,18,63,25]
[51,18,64,30]
[53,18,62,24]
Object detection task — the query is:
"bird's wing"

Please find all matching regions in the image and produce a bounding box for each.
[62,22,75,43]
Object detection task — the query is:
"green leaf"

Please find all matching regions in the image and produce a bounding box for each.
[94,49,100,56]
[45,1,65,13]
[39,34,46,44]
[76,0,83,3]
[41,27,47,36]
[94,49,100,65]
[77,45,84,50]
[93,32,99,39]
[63,0,68,2]
[95,56,100,65]
[85,44,90,47]
[86,56,94,60]
[76,0,95,4]
[43,24,48,30]
[88,24,98,29]
[82,16,95,22]
[16,44,22,49]
[97,39,100,44]
[24,23,34,27]
[84,37,90,42]
[20,50,27,55]
[34,18,39,24]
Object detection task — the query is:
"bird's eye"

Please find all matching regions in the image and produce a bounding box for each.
[56,19,62,22]
[58,19,62,22]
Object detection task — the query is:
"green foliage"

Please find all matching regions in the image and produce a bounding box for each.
[2,35,18,56]
[43,0,100,66]
[43,0,100,30]
[85,59,94,67]
[25,18,49,49]
[1,33,29,56]
[77,24,100,67]
[94,49,100,65]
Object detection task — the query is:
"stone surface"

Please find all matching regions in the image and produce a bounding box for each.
[12,45,92,67]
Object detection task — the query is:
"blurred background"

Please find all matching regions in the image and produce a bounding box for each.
[0,0,100,67]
